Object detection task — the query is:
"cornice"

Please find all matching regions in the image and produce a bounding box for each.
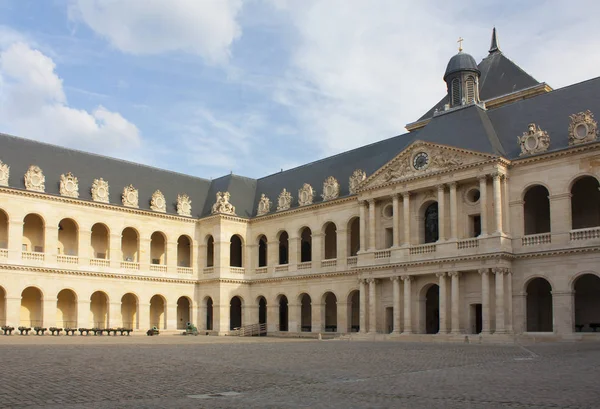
[513,246,600,259]
[510,142,600,166]
[352,252,515,272]
[199,213,249,224]
[250,270,357,284]
[249,195,357,222]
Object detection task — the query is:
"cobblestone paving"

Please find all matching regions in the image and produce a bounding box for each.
[0,336,599,408]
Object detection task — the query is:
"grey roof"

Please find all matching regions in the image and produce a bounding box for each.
[443,51,480,80]
[201,174,258,218]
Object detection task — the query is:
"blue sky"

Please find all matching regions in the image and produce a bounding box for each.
[0,0,599,180]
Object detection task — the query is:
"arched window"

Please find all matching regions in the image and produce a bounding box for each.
[424,203,439,244]
[300,227,312,262]
[58,218,79,256]
[523,185,550,235]
[526,278,553,332]
[0,210,8,249]
[121,227,139,262]
[22,214,44,253]
[348,217,360,256]
[150,231,166,265]
[90,223,109,259]
[177,235,191,267]
[206,236,214,267]
[574,274,600,332]
[230,235,243,267]
[323,222,337,259]
[258,235,267,267]
[571,176,600,229]
[278,232,289,264]
[465,75,475,103]
[451,78,461,106]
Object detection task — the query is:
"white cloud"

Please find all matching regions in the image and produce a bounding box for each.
[0,42,141,156]
[69,0,243,63]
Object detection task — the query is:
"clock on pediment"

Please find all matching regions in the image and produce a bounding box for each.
[412,151,429,171]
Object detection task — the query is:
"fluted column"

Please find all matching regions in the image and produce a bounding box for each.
[401,275,413,333]
[368,200,376,251]
[402,192,411,246]
[436,272,447,333]
[359,279,367,333]
[493,173,504,234]
[479,176,488,236]
[494,268,505,333]
[437,185,446,241]
[368,278,377,333]
[506,269,513,333]
[449,182,458,240]
[479,268,491,334]
[391,276,401,333]
[450,272,461,333]
[392,194,400,247]
[358,201,367,252]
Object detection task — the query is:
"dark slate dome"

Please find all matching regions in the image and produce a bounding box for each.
[444,51,480,80]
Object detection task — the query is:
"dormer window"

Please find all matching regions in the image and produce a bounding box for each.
[466,76,475,103]
[451,78,461,106]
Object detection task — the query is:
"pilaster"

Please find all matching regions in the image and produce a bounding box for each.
[449,182,458,240]
[450,271,460,333]
[368,200,376,251]
[358,201,367,252]
[359,278,367,333]
[401,275,413,334]
[437,185,446,241]
[478,176,488,236]
[391,276,401,333]
[368,278,377,333]
[436,272,448,333]
[479,268,491,334]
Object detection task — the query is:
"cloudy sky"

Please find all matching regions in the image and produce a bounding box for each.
[0,0,598,179]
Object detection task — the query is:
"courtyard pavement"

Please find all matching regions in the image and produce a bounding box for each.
[0,335,598,408]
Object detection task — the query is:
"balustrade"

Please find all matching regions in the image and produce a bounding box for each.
[570,227,600,241]
[230,267,245,274]
[409,244,436,255]
[274,264,289,273]
[203,267,214,275]
[321,259,337,268]
[346,256,357,266]
[22,251,44,262]
[90,258,109,267]
[374,250,391,259]
[177,267,193,274]
[522,233,551,246]
[57,255,79,265]
[255,267,268,274]
[298,261,312,270]
[120,261,140,270]
[150,264,167,273]
[457,238,479,249]
[0,249,7,259]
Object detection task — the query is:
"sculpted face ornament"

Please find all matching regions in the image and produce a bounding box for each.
[412,151,429,170]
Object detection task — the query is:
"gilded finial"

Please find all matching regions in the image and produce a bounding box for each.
[457,36,464,52]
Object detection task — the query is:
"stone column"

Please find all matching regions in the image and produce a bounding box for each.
[479,268,491,334]
[42,297,57,328]
[312,303,324,333]
[311,233,323,266]
[166,240,178,272]
[7,219,23,262]
[368,200,376,251]
[506,269,513,333]
[288,303,299,332]
[401,275,413,334]
[391,276,401,333]
[78,229,92,265]
[77,299,91,328]
[166,303,177,329]
[552,290,574,335]
[493,173,504,234]
[437,185,446,241]
[109,302,122,328]
[138,303,150,330]
[267,304,278,333]
[368,278,377,333]
[245,304,258,327]
[110,233,122,269]
[479,176,488,236]
[288,236,300,268]
[437,272,448,333]
[336,228,347,268]
[337,302,348,334]
[359,278,367,333]
[494,268,505,333]
[358,201,367,252]
[139,237,151,271]
[450,272,461,333]
[392,194,400,247]
[402,192,411,246]
[198,302,207,331]
[5,297,21,327]
[449,182,458,240]
[192,243,200,275]
[45,225,59,262]
[502,176,511,235]
[267,241,278,268]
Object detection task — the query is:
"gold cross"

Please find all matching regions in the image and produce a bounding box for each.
[457,37,464,52]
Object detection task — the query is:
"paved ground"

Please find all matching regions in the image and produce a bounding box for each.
[0,335,599,409]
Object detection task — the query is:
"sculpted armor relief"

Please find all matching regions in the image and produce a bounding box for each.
[211,191,236,215]
[298,183,314,206]
[321,176,340,201]
[122,185,139,208]
[24,165,45,192]
[91,178,110,203]
[177,194,192,217]
[0,160,9,186]
[257,193,271,216]
[277,188,292,211]
[569,110,598,145]
[59,172,79,198]
[518,123,550,156]
[348,169,366,194]
[150,190,166,213]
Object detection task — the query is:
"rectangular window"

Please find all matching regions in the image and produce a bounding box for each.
[469,215,482,237]
[385,228,393,248]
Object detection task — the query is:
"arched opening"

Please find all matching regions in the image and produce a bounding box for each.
[121,293,138,329]
[451,77,461,106]
[465,75,475,103]
[258,296,267,325]
[0,286,5,326]
[90,223,109,259]
[0,210,9,249]
[150,294,166,329]
[121,227,139,262]
[571,176,600,229]
[20,287,42,326]
[230,235,243,267]
[278,231,289,264]
[347,290,360,332]
[526,278,553,332]
[230,296,242,329]
[177,235,192,267]
[257,235,267,267]
[323,223,337,259]
[574,274,600,332]
[22,214,44,253]
[324,292,337,332]
[58,218,78,256]
[348,217,360,256]
[299,293,311,332]
[278,295,288,331]
[423,202,439,244]
[523,185,550,235]
[150,231,166,265]
[206,236,214,267]
[424,285,440,334]
[56,289,77,328]
[300,227,312,262]
[177,297,191,329]
[205,297,213,330]
[90,291,109,328]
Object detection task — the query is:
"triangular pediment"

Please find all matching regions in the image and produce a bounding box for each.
[358,141,498,191]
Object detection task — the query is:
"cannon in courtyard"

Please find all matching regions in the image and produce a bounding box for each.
[146,326,160,336]
[184,322,198,336]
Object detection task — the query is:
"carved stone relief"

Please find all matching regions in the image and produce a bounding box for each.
[211,191,236,215]
[298,183,314,206]
[277,189,292,211]
[0,160,9,187]
[91,178,110,203]
[150,190,166,213]
[321,176,340,201]
[24,165,45,192]
[257,193,271,216]
[59,172,79,198]
[518,123,550,155]
[349,169,366,194]
[177,194,192,217]
[569,110,598,145]
[122,185,139,208]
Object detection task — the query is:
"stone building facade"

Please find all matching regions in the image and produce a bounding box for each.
[0,30,599,339]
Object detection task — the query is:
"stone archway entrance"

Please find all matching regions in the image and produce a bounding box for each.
[177,297,191,329]
[230,296,242,330]
[526,278,553,332]
[324,292,337,332]
[258,297,267,325]
[90,291,108,328]
[425,285,439,334]
[121,293,138,329]
[300,294,311,332]
[150,295,166,329]
[278,295,288,331]
[574,274,600,332]
[347,290,359,332]
[205,297,213,330]
[21,287,42,327]
[56,289,77,328]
